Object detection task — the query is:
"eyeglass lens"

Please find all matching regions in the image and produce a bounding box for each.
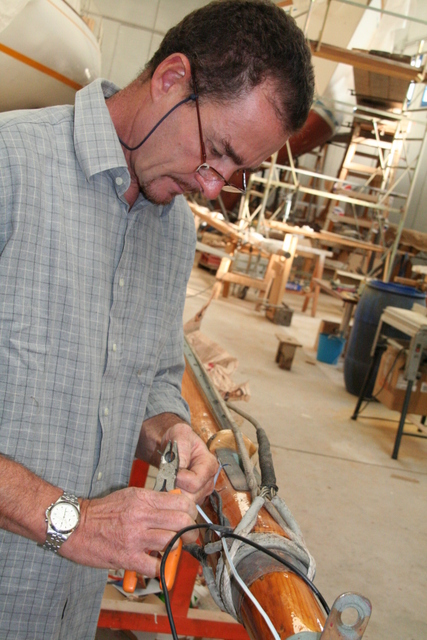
[196,165,249,193]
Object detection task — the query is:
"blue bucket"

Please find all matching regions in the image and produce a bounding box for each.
[317,333,346,365]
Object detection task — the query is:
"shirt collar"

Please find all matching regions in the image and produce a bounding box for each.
[74,79,128,182]
[73,78,179,217]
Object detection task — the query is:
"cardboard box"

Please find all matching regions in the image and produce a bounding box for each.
[314,320,341,351]
[373,343,427,415]
[266,303,294,326]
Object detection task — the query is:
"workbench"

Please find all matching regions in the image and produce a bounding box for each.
[351,305,427,459]
[303,277,359,335]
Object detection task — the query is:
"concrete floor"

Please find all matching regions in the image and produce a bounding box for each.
[97,265,427,640]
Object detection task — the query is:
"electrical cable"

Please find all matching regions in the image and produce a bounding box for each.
[197,505,280,639]
[357,346,406,416]
[221,534,281,640]
[159,522,330,640]
[160,523,218,640]
[226,402,278,495]
[222,531,330,614]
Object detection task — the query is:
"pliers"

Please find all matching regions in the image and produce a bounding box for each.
[123,441,182,593]
[153,440,180,492]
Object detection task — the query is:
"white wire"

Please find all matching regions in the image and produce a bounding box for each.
[196,505,281,640]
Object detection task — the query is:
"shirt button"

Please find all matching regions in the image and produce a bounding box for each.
[104,407,109,416]
[97,471,103,481]
[115,177,123,185]
[119,278,124,287]
[112,343,117,352]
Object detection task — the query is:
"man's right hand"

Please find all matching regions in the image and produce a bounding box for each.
[61,486,199,577]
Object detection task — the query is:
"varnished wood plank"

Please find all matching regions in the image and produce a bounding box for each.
[309,40,422,82]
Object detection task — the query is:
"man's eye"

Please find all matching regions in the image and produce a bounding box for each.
[211,147,222,158]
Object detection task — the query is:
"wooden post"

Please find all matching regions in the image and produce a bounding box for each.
[275,333,302,370]
[266,235,298,307]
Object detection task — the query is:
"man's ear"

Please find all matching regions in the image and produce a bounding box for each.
[151,54,192,101]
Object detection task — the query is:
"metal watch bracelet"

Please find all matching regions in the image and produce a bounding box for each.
[42,491,80,554]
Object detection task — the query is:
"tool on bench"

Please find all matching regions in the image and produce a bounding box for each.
[123,440,182,593]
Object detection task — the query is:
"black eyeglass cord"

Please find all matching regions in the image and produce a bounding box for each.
[118,93,198,152]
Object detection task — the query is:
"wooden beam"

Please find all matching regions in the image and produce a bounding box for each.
[309,41,423,82]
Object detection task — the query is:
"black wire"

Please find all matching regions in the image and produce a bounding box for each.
[226,402,278,494]
[160,522,330,639]
[160,523,213,640]
[119,93,197,151]
[223,531,330,615]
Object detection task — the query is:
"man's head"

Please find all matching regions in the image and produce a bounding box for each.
[145,0,314,137]
[115,0,315,206]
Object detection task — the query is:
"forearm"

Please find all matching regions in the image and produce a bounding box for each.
[0,452,198,575]
[0,453,62,543]
[135,412,189,467]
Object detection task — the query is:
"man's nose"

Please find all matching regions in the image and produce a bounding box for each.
[196,174,225,200]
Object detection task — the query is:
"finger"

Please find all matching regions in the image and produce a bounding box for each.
[136,488,198,521]
[124,551,161,578]
[175,466,216,497]
[156,491,198,521]
[137,553,161,579]
[155,527,199,550]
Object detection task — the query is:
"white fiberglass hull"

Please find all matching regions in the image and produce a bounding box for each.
[0,0,100,111]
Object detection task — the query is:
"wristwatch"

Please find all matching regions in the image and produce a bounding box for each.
[42,492,81,553]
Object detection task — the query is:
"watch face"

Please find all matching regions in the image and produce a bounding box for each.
[50,502,79,533]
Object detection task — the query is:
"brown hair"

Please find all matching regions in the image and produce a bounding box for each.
[145,0,314,134]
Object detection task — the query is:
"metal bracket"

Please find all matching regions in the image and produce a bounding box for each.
[287,592,371,640]
[321,592,371,639]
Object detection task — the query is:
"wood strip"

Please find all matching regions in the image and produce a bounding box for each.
[309,40,422,82]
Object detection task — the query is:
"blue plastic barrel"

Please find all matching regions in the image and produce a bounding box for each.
[344,280,426,397]
[317,334,346,365]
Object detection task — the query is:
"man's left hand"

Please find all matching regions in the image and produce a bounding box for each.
[160,423,218,504]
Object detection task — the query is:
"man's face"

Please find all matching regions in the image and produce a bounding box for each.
[130,82,288,206]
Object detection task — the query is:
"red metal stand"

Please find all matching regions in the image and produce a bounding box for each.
[97,459,249,639]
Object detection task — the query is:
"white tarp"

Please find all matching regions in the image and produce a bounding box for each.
[0,0,31,33]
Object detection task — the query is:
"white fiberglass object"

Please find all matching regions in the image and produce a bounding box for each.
[0,0,100,111]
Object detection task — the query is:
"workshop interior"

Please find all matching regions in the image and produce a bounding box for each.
[1,1,426,639]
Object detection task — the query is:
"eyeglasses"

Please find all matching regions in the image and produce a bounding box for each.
[193,95,249,194]
[118,87,250,195]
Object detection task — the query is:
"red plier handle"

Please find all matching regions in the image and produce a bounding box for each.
[123,441,182,593]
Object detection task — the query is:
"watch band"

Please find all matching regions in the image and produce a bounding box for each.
[42,491,80,554]
[43,529,67,554]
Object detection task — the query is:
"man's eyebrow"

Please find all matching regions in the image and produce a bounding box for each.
[221,138,245,167]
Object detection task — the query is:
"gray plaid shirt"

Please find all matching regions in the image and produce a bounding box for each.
[0,79,194,639]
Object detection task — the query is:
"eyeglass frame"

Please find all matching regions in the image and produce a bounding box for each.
[193,93,248,195]
[118,79,248,194]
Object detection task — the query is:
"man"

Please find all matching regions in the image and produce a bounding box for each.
[0,0,314,637]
